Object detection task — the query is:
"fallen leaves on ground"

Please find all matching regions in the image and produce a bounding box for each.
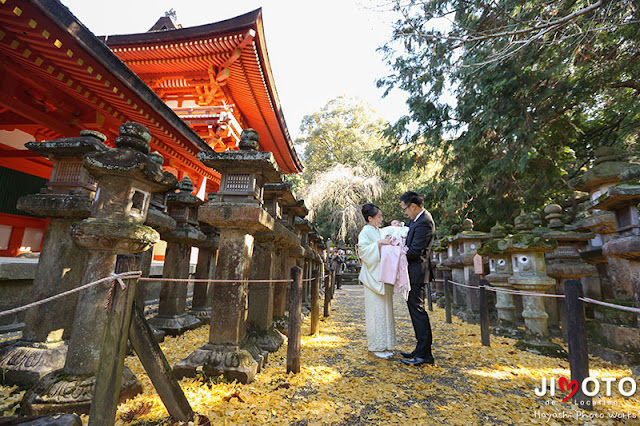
[114,286,640,424]
[1,287,638,424]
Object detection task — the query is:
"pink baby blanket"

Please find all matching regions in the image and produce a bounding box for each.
[379,236,410,300]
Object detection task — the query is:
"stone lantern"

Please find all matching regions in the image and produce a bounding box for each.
[295,217,315,304]
[588,167,640,349]
[441,225,465,310]
[264,183,301,319]
[245,183,298,352]
[478,222,519,336]
[190,220,220,321]
[285,201,308,270]
[457,219,491,322]
[0,131,107,386]
[135,182,178,339]
[173,129,279,383]
[499,210,564,357]
[149,177,206,335]
[431,235,447,297]
[541,204,596,337]
[572,147,640,302]
[23,122,178,415]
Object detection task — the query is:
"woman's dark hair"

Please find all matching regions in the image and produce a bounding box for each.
[361,203,380,222]
[399,191,424,207]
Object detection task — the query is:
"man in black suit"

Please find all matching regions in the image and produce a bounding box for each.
[399,191,436,366]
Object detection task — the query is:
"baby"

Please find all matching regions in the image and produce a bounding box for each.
[380,219,409,240]
[378,219,410,300]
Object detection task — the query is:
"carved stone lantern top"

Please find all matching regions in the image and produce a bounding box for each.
[238,128,260,151]
[71,122,176,254]
[17,131,108,218]
[514,209,535,233]
[197,129,282,205]
[498,232,557,254]
[572,147,640,195]
[490,222,508,238]
[25,130,109,197]
[295,217,313,247]
[163,177,206,243]
[263,182,292,222]
[542,204,595,242]
[539,204,597,279]
[83,122,177,223]
[283,199,308,217]
[25,130,107,158]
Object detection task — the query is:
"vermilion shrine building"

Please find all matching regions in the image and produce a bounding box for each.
[0,0,302,257]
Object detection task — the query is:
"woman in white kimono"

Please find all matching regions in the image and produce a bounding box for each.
[357,203,396,359]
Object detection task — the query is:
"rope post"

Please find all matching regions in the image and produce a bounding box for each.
[310,269,320,335]
[91,255,194,424]
[564,279,592,410]
[323,273,331,318]
[479,279,490,347]
[287,266,303,374]
[444,271,452,324]
[426,281,433,312]
[330,269,336,300]
[90,254,141,425]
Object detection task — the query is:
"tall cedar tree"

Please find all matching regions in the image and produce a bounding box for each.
[376,0,640,230]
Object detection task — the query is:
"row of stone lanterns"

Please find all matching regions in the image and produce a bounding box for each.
[433,148,640,362]
[0,123,327,415]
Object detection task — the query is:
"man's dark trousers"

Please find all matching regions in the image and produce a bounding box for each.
[407,282,433,359]
[405,210,435,360]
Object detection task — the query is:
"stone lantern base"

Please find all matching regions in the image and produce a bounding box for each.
[515,339,567,359]
[0,341,67,387]
[246,327,286,353]
[173,343,259,384]
[21,367,141,415]
[241,340,268,372]
[189,306,212,321]
[492,326,524,339]
[147,313,201,337]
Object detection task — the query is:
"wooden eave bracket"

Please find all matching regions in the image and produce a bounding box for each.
[215,29,256,84]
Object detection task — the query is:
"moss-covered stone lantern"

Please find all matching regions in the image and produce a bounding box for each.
[174,129,279,384]
[499,210,564,357]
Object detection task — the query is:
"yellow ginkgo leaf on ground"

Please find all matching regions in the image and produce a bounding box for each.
[2,284,639,424]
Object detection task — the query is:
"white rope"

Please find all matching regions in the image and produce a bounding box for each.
[138,277,293,283]
[579,297,640,314]
[0,271,142,318]
[485,286,566,298]
[448,279,564,298]
[104,273,129,309]
[448,279,481,290]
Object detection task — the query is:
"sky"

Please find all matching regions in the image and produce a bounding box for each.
[59,0,409,141]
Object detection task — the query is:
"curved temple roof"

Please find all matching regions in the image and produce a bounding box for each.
[104,9,303,174]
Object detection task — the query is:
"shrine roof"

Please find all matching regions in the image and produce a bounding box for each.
[0,0,218,185]
[102,9,303,174]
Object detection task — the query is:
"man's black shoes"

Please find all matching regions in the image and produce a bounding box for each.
[401,357,435,366]
[400,351,414,359]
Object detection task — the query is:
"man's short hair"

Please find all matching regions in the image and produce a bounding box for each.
[399,191,424,207]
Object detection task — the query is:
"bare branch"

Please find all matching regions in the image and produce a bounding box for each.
[611,81,640,91]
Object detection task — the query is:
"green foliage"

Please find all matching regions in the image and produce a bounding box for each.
[377,0,640,231]
[297,96,387,183]
[296,97,442,242]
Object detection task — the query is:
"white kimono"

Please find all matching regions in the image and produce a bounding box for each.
[357,224,396,352]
